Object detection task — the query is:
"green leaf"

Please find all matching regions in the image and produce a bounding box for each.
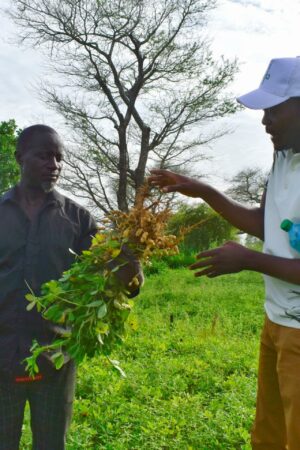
[69,248,79,256]
[97,334,104,345]
[67,311,75,322]
[108,358,126,378]
[59,272,71,282]
[88,300,105,307]
[51,352,65,370]
[26,301,37,311]
[97,303,108,319]
[44,305,64,322]
[25,293,37,302]
[96,322,109,334]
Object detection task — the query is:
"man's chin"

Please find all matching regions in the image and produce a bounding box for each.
[41,181,57,193]
[273,143,290,152]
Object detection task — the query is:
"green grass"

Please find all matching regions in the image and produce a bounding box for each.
[20,268,265,450]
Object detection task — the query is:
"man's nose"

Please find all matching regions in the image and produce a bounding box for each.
[48,156,61,170]
[262,109,271,126]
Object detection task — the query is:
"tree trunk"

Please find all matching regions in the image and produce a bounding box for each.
[117,126,129,212]
[134,126,150,202]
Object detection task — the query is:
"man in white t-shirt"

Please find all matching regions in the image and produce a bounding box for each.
[149,57,300,450]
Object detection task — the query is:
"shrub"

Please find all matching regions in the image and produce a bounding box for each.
[144,252,197,275]
[168,202,236,253]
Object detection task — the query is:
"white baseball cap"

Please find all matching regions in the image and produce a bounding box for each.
[237,57,300,110]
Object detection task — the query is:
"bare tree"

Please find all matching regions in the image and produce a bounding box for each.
[9,0,239,212]
[225,167,268,205]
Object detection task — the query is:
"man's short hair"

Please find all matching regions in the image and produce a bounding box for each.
[16,124,58,154]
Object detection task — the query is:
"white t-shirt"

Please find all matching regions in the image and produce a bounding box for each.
[264,149,300,328]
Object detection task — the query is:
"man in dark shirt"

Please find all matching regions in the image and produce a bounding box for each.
[0,124,141,449]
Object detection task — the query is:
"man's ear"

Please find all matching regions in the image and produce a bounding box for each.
[15,151,22,166]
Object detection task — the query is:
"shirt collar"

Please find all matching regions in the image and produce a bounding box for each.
[45,189,65,207]
[0,187,18,204]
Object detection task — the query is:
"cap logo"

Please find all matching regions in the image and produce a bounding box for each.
[265,73,271,80]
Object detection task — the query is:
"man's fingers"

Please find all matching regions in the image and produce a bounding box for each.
[195,250,216,259]
[189,250,216,269]
[193,267,217,278]
[148,170,180,191]
[148,170,171,184]
[189,254,222,278]
[148,181,185,193]
[207,271,219,278]
[189,255,216,270]
[148,177,171,188]
[149,169,170,176]
[161,184,184,193]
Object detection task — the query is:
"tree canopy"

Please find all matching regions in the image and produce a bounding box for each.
[168,202,235,253]
[225,167,268,205]
[0,120,21,196]
[10,0,239,212]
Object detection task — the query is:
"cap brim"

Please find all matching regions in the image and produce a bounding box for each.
[237,88,289,110]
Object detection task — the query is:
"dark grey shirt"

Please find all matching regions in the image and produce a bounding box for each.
[0,187,98,380]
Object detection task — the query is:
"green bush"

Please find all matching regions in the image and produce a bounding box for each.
[143,259,169,275]
[168,203,236,253]
[0,120,21,195]
[144,253,197,276]
[162,252,197,268]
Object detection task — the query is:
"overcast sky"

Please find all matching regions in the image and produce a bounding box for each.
[1,0,300,191]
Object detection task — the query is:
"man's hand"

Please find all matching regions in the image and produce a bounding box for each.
[189,241,251,278]
[106,245,144,297]
[148,169,206,198]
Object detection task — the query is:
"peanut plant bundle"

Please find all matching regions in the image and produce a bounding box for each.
[24,185,180,377]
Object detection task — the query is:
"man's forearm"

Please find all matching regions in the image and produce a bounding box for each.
[149,169,265,239]
[199,185,264,240]
[244,249,300,285]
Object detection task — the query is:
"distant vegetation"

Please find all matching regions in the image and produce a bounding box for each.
[168,203,236,253]
[0,119,21,195]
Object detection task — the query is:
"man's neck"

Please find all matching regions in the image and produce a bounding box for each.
[17,183,47,204]
[16,184,48,219]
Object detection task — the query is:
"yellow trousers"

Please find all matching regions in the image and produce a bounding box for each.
[251,316,300,450]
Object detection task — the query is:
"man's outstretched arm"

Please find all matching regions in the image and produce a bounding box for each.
[149,169,265,240]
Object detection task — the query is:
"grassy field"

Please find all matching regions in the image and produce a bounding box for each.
[21,266,265,449]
